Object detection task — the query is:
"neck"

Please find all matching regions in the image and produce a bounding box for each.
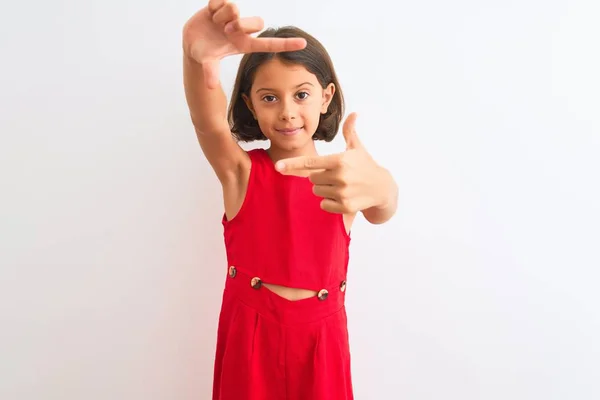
[266,142,318,164]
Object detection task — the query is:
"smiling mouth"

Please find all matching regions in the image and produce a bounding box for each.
[276,127,303,135]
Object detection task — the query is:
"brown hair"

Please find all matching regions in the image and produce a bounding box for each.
[227,26,345,142]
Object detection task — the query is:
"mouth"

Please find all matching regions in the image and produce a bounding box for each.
[275,126,303,136]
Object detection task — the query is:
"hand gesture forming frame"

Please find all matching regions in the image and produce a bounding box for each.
[183,0,307,88]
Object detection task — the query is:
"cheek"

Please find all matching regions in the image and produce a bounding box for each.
[300,103,323,126]
[253,105,275,123]
[253,107,278,136]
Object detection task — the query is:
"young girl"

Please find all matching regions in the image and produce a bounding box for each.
[182,1,398,398]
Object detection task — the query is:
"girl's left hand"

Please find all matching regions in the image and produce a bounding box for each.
[275,113,396,214]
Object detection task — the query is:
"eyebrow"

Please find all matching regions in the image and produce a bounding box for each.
[255,82,314,93]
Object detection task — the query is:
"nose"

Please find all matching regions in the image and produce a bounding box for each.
[278,98,297,121]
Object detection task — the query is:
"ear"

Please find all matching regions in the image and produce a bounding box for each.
[242,93,257,120]
[320,83,335,114]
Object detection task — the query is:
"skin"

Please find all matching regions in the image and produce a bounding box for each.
[182,0,399,301]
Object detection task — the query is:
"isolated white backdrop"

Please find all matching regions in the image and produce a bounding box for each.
[1,0,599,399]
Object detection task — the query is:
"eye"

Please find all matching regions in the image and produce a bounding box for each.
[296,91,310,100]
[262,95,277,102]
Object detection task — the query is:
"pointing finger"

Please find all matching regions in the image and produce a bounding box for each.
[245,36,307,53]
[275,154,342,175]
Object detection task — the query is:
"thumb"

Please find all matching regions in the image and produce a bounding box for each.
[342,112,362,149]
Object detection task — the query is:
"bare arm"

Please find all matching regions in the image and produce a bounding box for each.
[182,53,248,184]
[181,1,306,183]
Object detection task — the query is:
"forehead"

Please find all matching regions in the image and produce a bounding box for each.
[251,58,319,90]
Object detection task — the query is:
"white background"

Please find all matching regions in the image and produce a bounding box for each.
[1,0,599,399]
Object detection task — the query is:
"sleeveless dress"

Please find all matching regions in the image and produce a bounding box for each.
[212,148,354,400]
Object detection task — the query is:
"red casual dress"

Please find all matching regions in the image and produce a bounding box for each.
[212,148,353,400]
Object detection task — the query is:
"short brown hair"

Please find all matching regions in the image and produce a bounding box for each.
[227,26,345,142]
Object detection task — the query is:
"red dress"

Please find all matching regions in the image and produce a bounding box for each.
[212,148,353,400]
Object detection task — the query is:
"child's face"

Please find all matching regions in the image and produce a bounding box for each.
[243,58,334,152]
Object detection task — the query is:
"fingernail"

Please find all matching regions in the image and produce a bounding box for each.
[224,23,234,33]
[275,161,285,171]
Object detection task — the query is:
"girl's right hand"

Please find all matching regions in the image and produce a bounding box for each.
[182,0,307,89]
